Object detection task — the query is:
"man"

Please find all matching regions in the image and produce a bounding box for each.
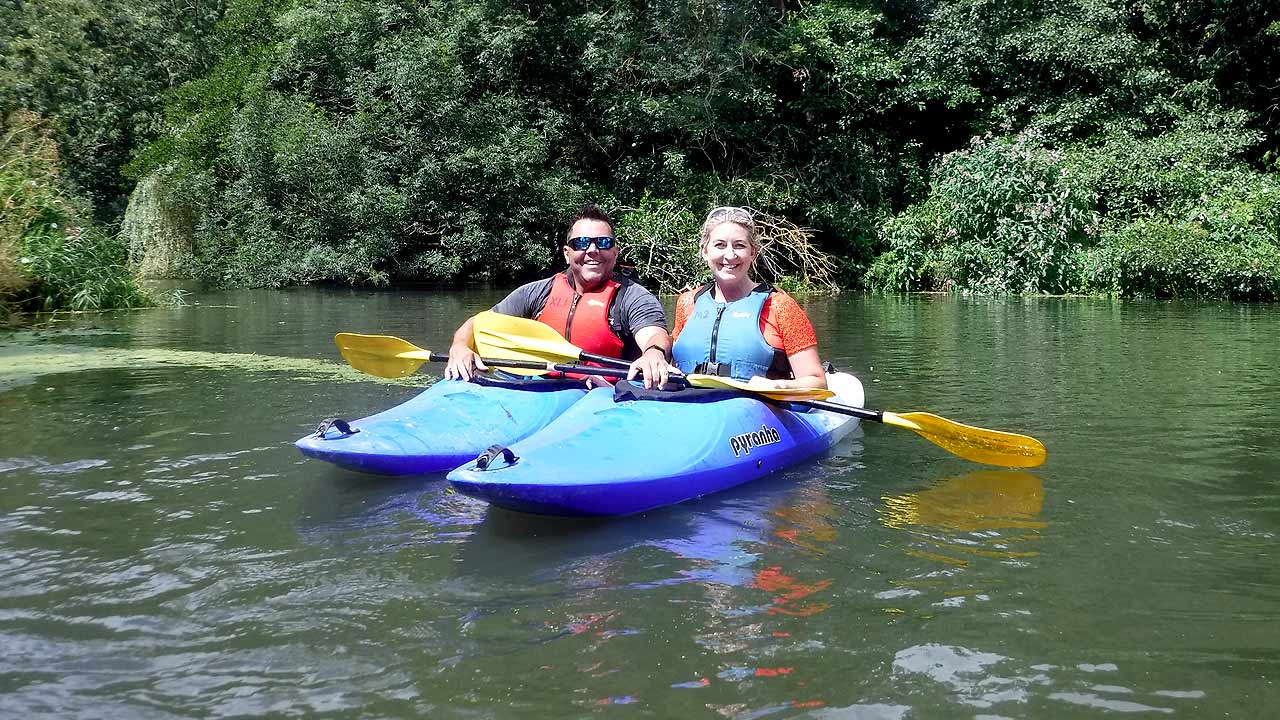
[445,204,674,389]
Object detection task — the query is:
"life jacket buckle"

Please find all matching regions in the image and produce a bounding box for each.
[694,361,732,377]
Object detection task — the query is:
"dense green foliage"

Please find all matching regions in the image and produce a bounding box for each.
[5,0,1279,299]
[870,1,1280,298]
[1,0,224,219]
[1,0,221,315]
[1,112,149,319]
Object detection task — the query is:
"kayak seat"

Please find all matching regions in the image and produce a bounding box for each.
[612,380,819,414]
[612,381,742,404]
[473,373,585,392]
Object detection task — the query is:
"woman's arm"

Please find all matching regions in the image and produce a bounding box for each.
[751,292,825,389]
[751,346,826,390]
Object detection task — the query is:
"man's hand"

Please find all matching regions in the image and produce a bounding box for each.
[627,345,674,389]
[444,343,487,381]
[444,316,487,381]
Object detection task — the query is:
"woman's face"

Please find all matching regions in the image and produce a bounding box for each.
[701,221,756,286]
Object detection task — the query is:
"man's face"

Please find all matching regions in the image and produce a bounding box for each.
[562,218,618,291]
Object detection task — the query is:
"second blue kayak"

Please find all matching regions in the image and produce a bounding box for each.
[446,373,864,515]
[295,375,587,475]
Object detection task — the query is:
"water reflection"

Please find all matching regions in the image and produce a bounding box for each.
[449,471,847,708]
[752,485,839,618]
[453,480,784,586]
[879,470,1045,543]
[873,470,1046,612]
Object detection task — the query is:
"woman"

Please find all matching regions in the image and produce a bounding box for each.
[670,206,827,390]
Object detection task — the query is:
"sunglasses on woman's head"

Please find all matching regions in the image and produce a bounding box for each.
[566,236,615,251]
[705,206,754,226]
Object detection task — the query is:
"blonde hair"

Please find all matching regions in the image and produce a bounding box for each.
[699,206,761,255]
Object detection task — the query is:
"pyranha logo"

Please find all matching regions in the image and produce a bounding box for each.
[730,424,782,457]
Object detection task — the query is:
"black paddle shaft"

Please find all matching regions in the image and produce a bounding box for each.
[579,350,632,369]
[427,352,631,380]
[795,399,884,422]
[581,352,884,410]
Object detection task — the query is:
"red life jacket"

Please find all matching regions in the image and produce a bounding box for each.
[536,274,625,377]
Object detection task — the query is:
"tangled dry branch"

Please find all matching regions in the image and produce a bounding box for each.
[618,202,841,296]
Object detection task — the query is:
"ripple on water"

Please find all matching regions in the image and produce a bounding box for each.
[893,643,1037,708]
[890,646,1212,714]
[0,457,109,475]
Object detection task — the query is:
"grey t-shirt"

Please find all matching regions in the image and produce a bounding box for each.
[492,273,667,361]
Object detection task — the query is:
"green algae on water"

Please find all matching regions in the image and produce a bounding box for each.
[0,343,433,393]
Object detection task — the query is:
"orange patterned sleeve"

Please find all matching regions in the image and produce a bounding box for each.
[760,291,818,356]
[672,290,696,340]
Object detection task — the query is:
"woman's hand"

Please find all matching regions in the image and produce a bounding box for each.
[746,348,828,390]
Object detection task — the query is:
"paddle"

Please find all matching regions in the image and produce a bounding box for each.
[472,310,631,370]
[337,328,832,402]
[334,332,633,381]
[472,311,834,401]
[334,332,825,402]
[470,312,1047,468]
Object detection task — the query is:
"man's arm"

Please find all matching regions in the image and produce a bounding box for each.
[444,279,552,381]
[620,283,675,389]
[626,325,675,389]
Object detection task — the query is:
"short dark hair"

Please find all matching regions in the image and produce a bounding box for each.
[565,203,615,240]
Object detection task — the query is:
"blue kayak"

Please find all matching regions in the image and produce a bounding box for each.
[295,375,587,475]
[446,373,864,516]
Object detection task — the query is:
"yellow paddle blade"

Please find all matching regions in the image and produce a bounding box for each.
[882,411,1046,468]
[334,333,433,378]
[472,311,585,367]
[684,373,837,402]
[470,322,571,377]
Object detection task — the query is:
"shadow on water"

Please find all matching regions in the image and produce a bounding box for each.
[293,467,488,549]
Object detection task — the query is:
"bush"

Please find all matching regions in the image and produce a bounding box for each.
[0,0,225,221]
[1062,110,1266,221]
[135,0,597,288]
[868,131,1095,294]
[1083,218,1280,300]
[1081,173,1280,299]
[1,112,149,316]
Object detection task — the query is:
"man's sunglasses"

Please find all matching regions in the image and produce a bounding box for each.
[565,236,615,251]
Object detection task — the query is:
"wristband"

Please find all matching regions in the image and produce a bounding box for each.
[643,345,670,362]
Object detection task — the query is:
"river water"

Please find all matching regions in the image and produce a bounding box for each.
[1,288,1277,718]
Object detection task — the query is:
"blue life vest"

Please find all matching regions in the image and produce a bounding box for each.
[672,283,787,381]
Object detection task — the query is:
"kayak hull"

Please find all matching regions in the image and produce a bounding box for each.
[295,376,587,475]
[446,373,864,516]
